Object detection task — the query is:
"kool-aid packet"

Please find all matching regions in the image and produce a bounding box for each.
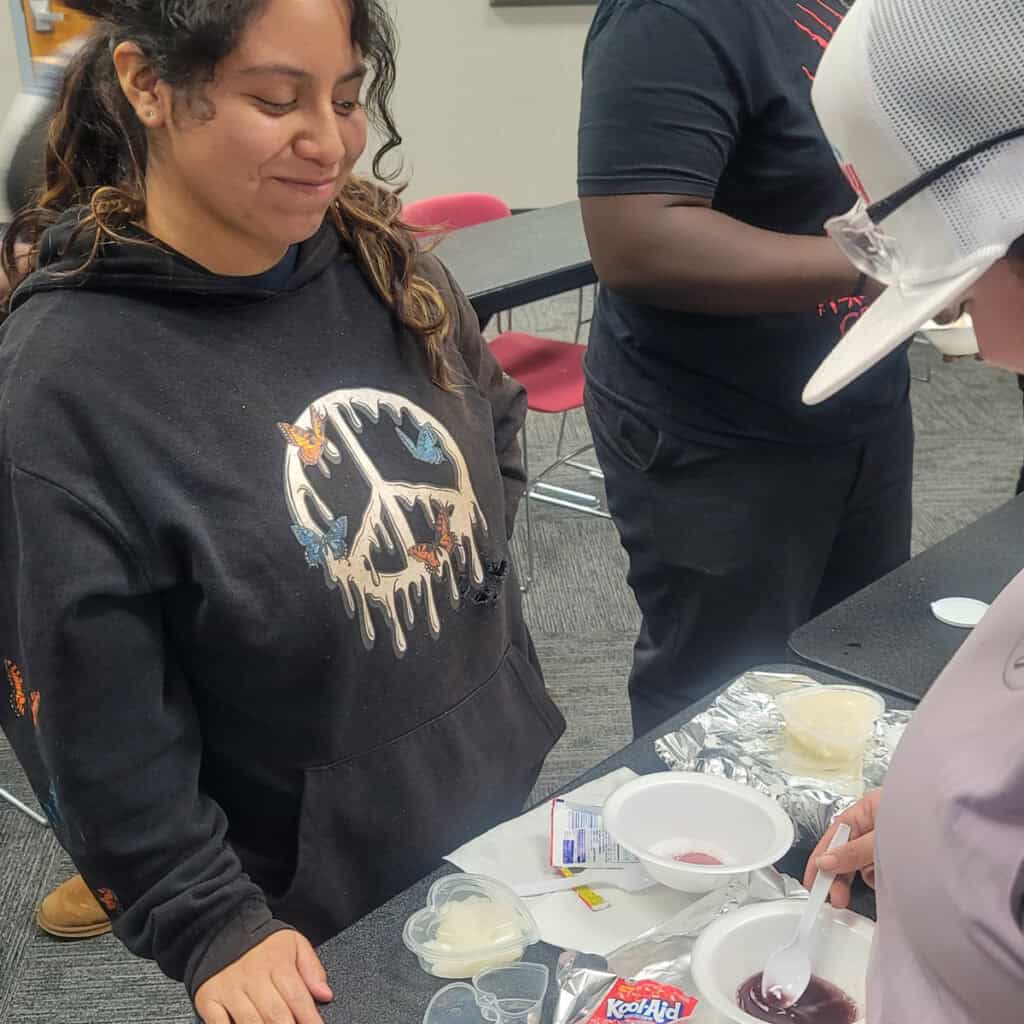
[554,953,701,1024]
[585,978,699,1022]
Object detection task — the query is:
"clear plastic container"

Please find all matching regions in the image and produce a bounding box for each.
[422,964,550,1024]
[422,983,487,1024]
[777,685,885,764]
[474,963,549,1024]
[403,875,540,979]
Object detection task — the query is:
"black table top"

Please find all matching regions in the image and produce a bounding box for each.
[316,665,913,1023]
[435,201,596,323]
[789,494,1024,701]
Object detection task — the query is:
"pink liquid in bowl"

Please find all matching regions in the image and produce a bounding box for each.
[672,851,723,865]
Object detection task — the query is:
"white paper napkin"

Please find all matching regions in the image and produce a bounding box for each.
[445,768,703,956]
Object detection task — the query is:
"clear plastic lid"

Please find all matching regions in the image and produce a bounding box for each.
[403,875,540,980]
[422,984,487,1024]
[422,964,549,1024]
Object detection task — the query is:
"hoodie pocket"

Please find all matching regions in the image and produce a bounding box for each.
[270,643,564,942]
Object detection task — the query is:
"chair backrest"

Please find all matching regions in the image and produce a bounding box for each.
[402,192,512,233]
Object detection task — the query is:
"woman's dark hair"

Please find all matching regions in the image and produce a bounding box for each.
[1,1,451,383]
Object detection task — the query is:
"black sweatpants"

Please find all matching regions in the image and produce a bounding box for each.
[584,385,914,739]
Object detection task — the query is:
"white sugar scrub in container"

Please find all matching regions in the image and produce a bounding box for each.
[403,875,540,979]
[602,773,795,894]
[777,685,884,769]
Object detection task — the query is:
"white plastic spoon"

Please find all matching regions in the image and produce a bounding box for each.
[512,862,655,898]
[760,823,852,1007]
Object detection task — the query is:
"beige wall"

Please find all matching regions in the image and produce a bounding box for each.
[380,0,593,208]
[0,1,21,124]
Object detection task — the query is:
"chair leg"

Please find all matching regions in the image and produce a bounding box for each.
[554,411,569,462]
[0,786,48,826]
[558,286,600,474]
[911,334,932,383]
[564,459,604,480]
[573,287,586,345]
[528,441,612,519]
[520,427,534,593]
[572,284,597,345]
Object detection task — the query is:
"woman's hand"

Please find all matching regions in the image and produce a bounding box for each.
[195,930,333,1024]
[803,789,881,909]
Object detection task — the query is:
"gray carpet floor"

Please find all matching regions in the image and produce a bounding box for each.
[1,292,1020,1021]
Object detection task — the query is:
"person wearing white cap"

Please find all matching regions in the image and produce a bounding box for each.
[803,1,1024,1020]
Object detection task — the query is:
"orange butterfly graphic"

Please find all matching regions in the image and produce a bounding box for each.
[30,690,40,728]
[436,504,457,555]
[6,658,26,717]
[277,406,327,467]
[408,544,442,575]
[96,888,121,914]
[408,504,460,576]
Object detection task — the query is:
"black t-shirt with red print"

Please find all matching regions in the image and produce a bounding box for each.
[578,0,909,445]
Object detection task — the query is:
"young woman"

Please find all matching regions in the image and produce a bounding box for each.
[801,1,1024,1020]
[0,3,564,1022]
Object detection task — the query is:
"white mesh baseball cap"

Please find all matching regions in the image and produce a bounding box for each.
[803,0,1024,406]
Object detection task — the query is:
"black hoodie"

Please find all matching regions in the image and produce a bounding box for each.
[0,211,564,996]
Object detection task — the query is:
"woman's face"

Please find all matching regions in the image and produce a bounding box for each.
[126,0,368,272]
[962,254,1024,372]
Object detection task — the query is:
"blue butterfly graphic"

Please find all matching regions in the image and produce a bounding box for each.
[291,516,349,568]
[396,423,448,465]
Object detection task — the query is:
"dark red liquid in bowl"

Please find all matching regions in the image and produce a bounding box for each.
[737,972,858,1023]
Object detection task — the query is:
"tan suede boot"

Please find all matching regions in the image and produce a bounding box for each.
[36,874,112,939]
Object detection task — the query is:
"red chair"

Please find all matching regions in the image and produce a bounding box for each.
[402,192,512,233]
[402,193,608,591]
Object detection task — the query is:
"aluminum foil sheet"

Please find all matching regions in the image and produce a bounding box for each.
[554,869,804,1024]
[654,671,912,846]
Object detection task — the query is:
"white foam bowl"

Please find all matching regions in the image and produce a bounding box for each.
[691,900,874,1023]
[601,773,795,894]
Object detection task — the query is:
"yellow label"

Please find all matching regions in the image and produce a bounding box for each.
[558,867,609,912]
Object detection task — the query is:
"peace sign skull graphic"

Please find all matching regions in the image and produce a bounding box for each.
[279,388,489,657]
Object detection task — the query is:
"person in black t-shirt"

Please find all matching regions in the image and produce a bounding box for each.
[578,0,913,737]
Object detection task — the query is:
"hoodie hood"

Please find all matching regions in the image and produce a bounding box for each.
[10,206,344,312]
